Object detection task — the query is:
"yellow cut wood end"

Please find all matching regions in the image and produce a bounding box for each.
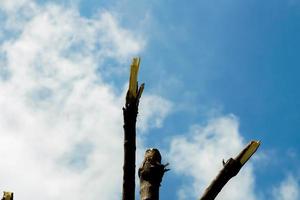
[128,57,140,98]
[236,140,260,165]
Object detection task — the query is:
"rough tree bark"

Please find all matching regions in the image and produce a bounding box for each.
[138,149,169,200]
[199,141,260,200]
[122,58,144,200]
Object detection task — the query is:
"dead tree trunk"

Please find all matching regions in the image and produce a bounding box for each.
[199,141,260,200]
[138,149,169,200]
[122,58,144,200]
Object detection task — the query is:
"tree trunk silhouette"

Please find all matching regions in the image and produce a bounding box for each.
[138,149,169,200]
[122,58,144,200]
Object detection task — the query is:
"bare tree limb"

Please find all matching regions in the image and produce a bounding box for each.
[122,57,144,200]
[138,148,169,200]
[199,141,260,200]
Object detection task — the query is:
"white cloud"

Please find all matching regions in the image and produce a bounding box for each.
[273,175,300,200]
[138,94,172,133]
[168,115,257,200]
[0,1,169,199]
[0,0,30,12]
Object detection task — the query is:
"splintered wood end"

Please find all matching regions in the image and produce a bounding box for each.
[128,57,141,98]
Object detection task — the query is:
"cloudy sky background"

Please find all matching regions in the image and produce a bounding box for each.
[0,0,299,199]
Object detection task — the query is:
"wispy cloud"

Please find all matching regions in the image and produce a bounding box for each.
[0,0,31,12]
[138,94,172,133]
[273,175,300,200]
[0,0,170,199]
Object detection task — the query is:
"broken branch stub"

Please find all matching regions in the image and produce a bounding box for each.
[1,192,13,200]
[126,57,144,105]
[139,148,169,200]
[235,140,260,166]
[199,140,260,200]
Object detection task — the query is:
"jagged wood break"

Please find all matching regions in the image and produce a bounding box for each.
[122,57,144,200]
[139,149,169,200]
[199,141,260,200]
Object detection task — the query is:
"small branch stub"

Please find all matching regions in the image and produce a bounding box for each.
[199,140,260,200]
[1,192,13,200]
[139,148,169,200]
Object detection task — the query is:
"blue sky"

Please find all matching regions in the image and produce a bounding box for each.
[0,0,300,199]
[82,1,300,198]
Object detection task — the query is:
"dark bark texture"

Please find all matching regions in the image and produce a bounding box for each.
[122,97,139,200]
[199,158,241,200]
[138,149,168,200]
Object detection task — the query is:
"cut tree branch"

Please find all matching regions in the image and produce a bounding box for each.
[1,192,13,200]
[122,57,144,200]
[138,148,169,200]
[199,140,260,200]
